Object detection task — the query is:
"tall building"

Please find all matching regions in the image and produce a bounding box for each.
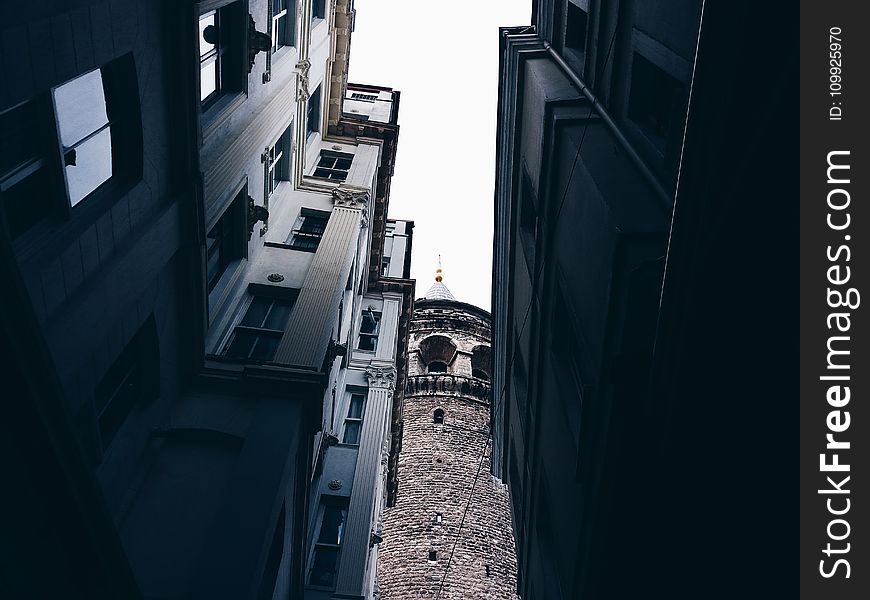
[377,264,519,600]
[0,1,414,598]
[492,1,797,599]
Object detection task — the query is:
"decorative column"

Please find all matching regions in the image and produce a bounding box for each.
[333,366,396,599]
[273,186,369,368]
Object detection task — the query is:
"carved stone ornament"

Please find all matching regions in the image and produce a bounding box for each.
[296,59,312,100]
[331,186,370,209]
[365,366,397,390]
[328,479,343,490]
[247,15,271,74]
[247,195,269,240]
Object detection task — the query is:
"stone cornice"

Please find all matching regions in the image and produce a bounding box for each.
[404,373,491,404]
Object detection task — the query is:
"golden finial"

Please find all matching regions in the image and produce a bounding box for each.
[435,255,443,282]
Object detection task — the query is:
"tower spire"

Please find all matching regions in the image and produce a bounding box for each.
[421,254,455,301]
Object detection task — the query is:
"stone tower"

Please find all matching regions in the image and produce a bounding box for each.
[377,262,518,599]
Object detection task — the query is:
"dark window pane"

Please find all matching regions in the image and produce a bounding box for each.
[360,312,379,335]
[347,394,364,418]
[250,334,280,361]
[318,506,346,544]
[308,87,321,134]
[358,335,376,351]
[342,421,360,445]
[309,547,338,587]
[263,299,293,330]
[566,3,588,52]
[241,297,272,327]
[628,53,686,148]
[226,330,258,359]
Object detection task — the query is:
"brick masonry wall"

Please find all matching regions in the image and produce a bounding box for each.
[377,303,519,599]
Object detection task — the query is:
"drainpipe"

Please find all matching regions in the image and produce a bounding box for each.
[542,41,673,212]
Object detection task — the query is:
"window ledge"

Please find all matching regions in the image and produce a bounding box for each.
[270,45,298,71]
[201,92,247,144]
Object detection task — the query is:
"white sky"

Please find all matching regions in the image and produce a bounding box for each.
[348,0,531,310]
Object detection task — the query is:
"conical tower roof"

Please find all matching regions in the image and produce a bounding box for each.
[421,255,456,301]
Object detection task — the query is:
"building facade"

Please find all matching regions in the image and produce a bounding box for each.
[377,269,518,600]
[492,1,798,599]
[0,1,414,599]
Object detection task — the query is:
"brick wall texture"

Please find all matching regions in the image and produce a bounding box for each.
[377,303,519,599]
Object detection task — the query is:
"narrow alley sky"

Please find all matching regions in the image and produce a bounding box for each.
[348,1,531,310]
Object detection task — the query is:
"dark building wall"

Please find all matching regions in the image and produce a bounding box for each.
[0,1,349,598]
[493,1,797,599]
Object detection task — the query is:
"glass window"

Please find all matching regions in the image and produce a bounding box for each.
[199,10,221,104]
[357,310,380,351]
[53,69,113,206]
[0,55,141,238]
[309,503,347,587]
[206,190,245,304]
[288,212,329,251]
[272,0,296,51]
[342,392,366,444]
[198,2,245,111]
[94,317,158,451]
[312,0,326,20]
[307,86,321,136]
[628,53,687,151]
[313,150,353,181]
[268,125,292,198]
[224,295,297,361]
[565,2,589,54]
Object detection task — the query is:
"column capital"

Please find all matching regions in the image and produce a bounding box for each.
[332,185,370,209]
[365,366,397,390]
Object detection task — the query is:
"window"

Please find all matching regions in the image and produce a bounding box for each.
[271,0,296,51]
[307,85,321,137]
[433,409,445,425]
[309,502,347,588]
[350,92,377,102]
[313,151,353,181]
[54,70,113,205]
[357,310,381,351]
[198,2,245,110]
[1,96,62,238]
[95,316,159,451]
[206,193,245,295]
[342,392,366,444]
[435,512,443,523]
[471,345,492,381]
[224,293,298,361]
[427,361,447,374]
[268,125,292,198]
[381,255,391,276]
[428,550,437,562]
[312,0,326,20]
[565,2,589,54]
[627,53,687,153]
[288,210,329,251]
[0,56,141,238]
